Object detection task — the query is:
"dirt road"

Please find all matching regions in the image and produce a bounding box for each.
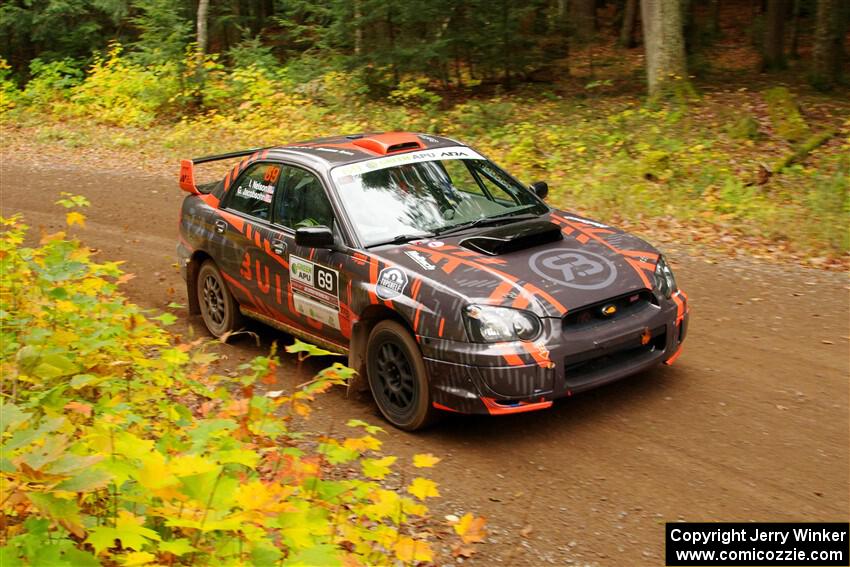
[2,160,847,566]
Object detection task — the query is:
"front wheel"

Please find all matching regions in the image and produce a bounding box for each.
[366,320,435,431]
[197,260,242,337]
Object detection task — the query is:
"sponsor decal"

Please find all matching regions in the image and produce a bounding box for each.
[404,250,436,271]
[376,267,408,300]
[330,146,486,180]
[529,248,618,290]
[289,255,340,329]
[427,241,444,248]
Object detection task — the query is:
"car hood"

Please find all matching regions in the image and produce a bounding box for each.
[367,210,661,318]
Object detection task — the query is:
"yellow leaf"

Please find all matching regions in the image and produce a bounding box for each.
[361,456,396,480]
[66,211,86,228]
[343,435,382,452]
[412,453,441,468]
[362,489,400,520]
[393,536,433,563]
[122,551,156,566]
[55,300,77,313]
[135,452,176,491]
[170,454,219,477]
[453,513,487,544]
[407,477,440,500]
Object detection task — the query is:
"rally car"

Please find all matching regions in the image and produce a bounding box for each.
[177,132,689,430]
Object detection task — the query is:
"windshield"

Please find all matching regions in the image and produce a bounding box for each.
[330,147,548,247]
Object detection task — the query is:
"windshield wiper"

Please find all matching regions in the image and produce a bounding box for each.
[366,233,432,248]
[433,208,541,236]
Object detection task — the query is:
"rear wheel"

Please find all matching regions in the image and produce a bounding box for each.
[366,320,435,431]
[197,260,241,337]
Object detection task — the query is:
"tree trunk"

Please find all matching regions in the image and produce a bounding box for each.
[197,0,209,54]
[763,0,787,70]
[619,0,639,48]
[789,0,801,58]
[641,0,692,99]
[811,0,846,89]
[570,0,596,43]
[555,0,571,64]
[353,0,363,56]
[707,0,721,36]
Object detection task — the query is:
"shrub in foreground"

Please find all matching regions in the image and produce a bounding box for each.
[0,202,479,565]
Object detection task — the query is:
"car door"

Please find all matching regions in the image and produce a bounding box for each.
[217,161,289,316]
[271,164,349,345]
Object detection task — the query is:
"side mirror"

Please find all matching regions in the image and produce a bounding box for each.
[530,181,548,200]
[295,226,335,249]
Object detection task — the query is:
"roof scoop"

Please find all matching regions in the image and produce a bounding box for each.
[352,132,425,155]
[459,219,563,256]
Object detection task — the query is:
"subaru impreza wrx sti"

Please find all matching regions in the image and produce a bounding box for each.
[177,132,689,430]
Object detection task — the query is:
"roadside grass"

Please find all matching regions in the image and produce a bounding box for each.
[1,53,847,266]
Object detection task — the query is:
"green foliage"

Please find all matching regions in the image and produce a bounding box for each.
[68,44,184,127]
[0,203,468,564]
[0,59,19,113]
[727,115,762,141]
[19,58,83,109]
[129,0,193,65]
[4,46,848,258]
[0,0,128,77]
[389,78,442,110]
[764,86,810,143]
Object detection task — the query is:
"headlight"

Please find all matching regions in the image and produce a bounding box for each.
[463,305,542,343]
[653,256,678,298]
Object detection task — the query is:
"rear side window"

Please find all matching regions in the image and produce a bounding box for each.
[225,163,282,221]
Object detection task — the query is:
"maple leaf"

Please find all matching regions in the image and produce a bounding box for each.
[343,435,382,452]
[412,453,441,468]
[407,477,440,500]
[452,544,477,558]
[86,511,160,554]
[393,536,434,563]
[362,489,401,520]
[66,211,86,228]
[123,551,156,565]
[64,400,92,417]
[453,513,487,544]
[361,456,396,480]
[159,538,197,556]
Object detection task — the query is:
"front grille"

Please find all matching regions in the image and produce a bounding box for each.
[564,326,667,388]
[563,290,655,329]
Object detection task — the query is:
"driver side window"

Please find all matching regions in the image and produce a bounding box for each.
[274,166,335,230]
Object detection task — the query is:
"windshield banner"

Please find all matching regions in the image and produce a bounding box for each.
[331,146,485,181]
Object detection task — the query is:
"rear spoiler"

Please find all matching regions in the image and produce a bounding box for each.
[179,147,269,194]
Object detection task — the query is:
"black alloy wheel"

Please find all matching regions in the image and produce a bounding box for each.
[366,320,435,430]
[197,260,241,337]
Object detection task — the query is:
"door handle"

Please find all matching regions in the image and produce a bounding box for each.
[214,219,227,234]
[271,239,286,255]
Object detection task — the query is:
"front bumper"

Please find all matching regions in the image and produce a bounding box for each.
[422,290,689,415]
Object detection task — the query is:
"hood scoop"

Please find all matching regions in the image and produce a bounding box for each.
[459,219,563,256]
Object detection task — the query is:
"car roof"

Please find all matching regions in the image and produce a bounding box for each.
[264,132,467,169]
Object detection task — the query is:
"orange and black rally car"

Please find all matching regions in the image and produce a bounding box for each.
[177,132,688,430]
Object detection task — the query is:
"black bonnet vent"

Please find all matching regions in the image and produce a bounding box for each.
[459,219,563,256]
